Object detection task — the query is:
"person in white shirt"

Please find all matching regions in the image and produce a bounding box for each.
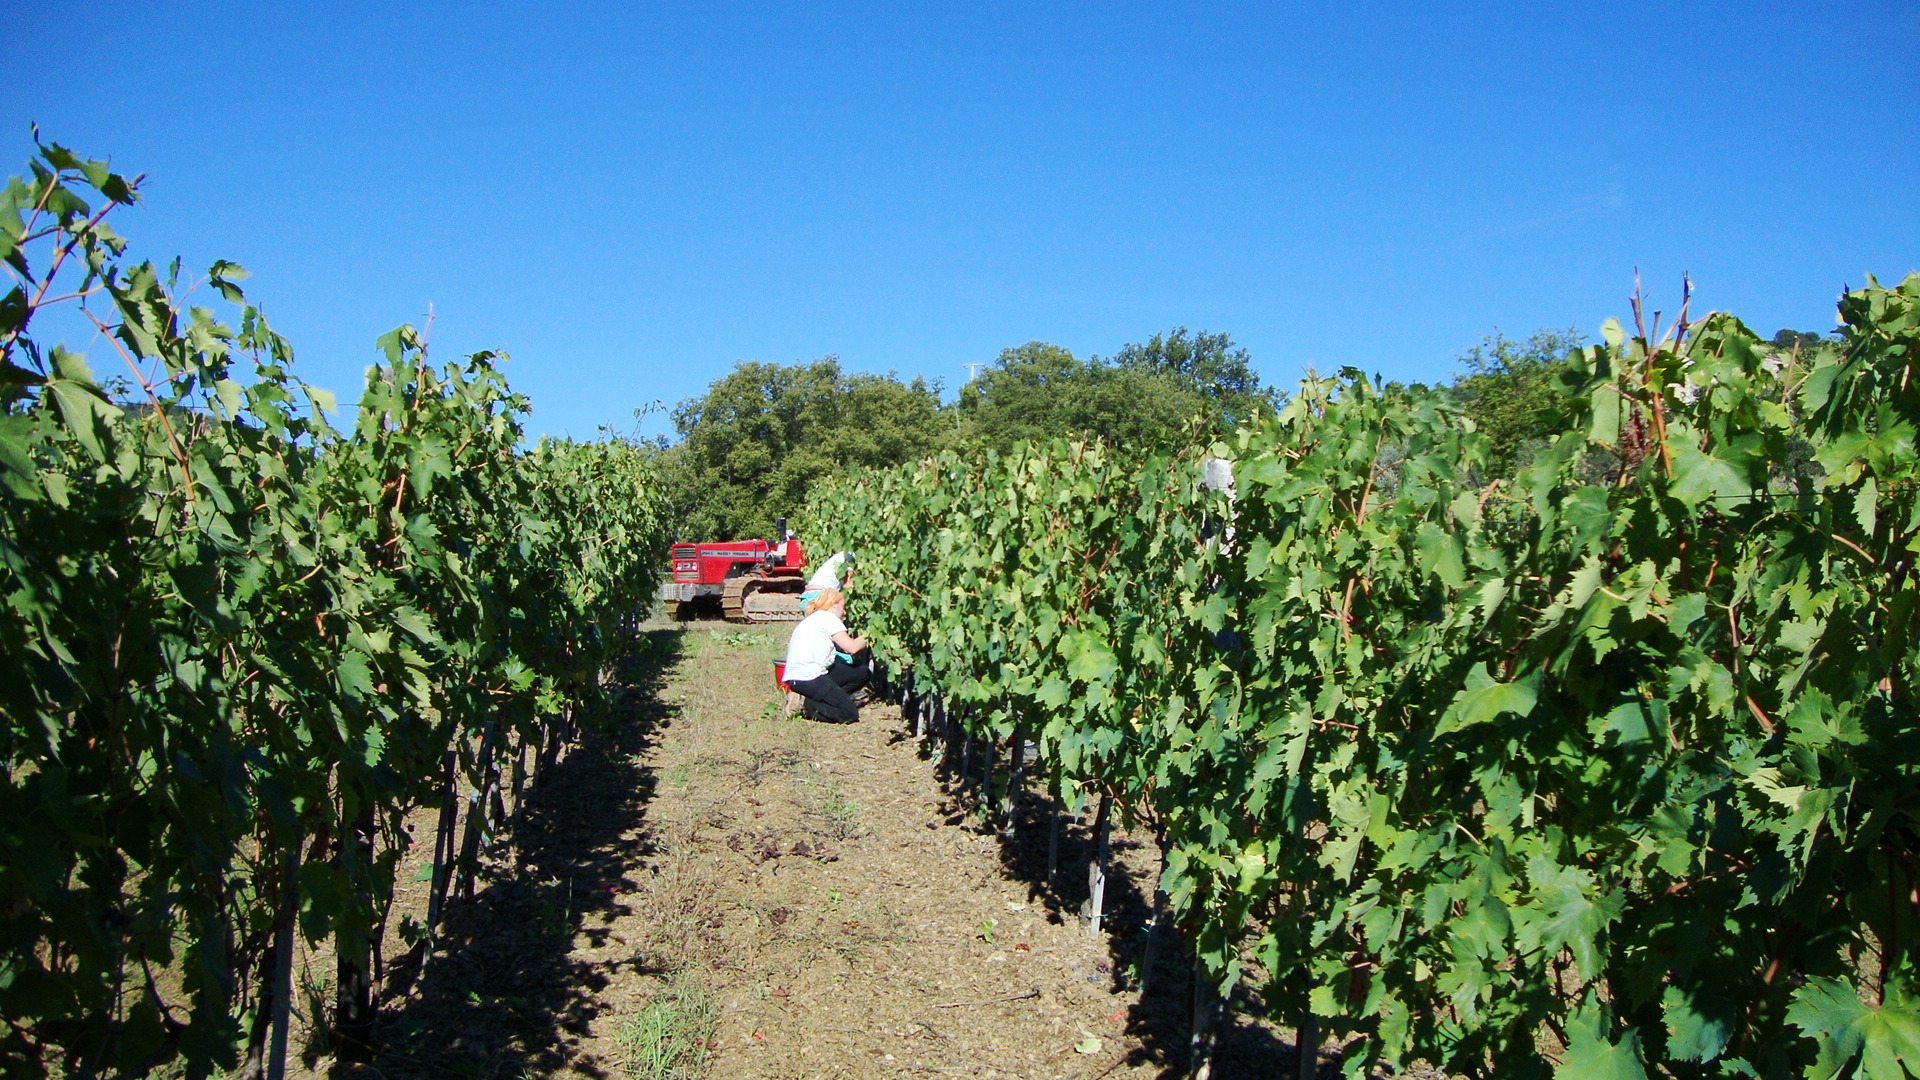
[781,587,870,722]
[799,550,853,611]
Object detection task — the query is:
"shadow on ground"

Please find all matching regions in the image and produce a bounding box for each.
[333,627,684,1080]
[898,679,1311,1079]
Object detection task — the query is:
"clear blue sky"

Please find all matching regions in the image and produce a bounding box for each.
[5,2,1915,441]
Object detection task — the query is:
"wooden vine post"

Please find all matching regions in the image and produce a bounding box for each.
[904,673,923,738]
[428,749,458,928]
[980,718,997,817]
[1295,1010,1320,1080]
[511,731,531,819]
[1137,835,1171,997]
[1189,955,1222,1080]
[1047,802,1061,881]
[482,718,508,848]
[264,830,303,1080]
[1001,725,1025,836]
[457,719,499,903]
[334,799,377,1060]
[1087,793,1112,938]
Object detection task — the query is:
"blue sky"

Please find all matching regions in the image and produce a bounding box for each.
[5,2,1915,441]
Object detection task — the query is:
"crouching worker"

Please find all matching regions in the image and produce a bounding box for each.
[782,587,870,722]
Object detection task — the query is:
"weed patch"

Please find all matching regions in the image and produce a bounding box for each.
[800,769,861,840]
[703,629,755,651]
[532,876,575,940]
[740,746,802,785]
[615,977,715,1080]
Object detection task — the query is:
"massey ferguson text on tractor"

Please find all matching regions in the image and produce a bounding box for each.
[658,517,808,623]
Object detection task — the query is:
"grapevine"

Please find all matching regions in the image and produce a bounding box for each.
[809,275,1920,1078]
[0,142,668,1076]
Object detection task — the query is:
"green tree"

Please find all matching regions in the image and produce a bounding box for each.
[1449,326,1585,477]
[954,341,1205,451]
[660,357,952,541]
[1770,327,1830,352]
[1109,326,1275,427]
[957,331,1270,453]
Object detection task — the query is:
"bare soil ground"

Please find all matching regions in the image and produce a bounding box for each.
[301,622,1307,1080]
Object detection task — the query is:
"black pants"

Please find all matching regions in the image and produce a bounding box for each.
[791,649,871,723]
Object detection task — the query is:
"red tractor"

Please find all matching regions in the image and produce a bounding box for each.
[658,518,809,623]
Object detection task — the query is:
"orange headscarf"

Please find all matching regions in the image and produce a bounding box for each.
[804,587,844,617]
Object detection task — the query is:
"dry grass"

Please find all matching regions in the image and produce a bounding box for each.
[293,619,1306,1080]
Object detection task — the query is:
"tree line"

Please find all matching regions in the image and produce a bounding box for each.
[652,327,1273,541]
[653,322,1844,542]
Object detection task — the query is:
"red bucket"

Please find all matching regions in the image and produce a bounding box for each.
[772,660,790,691]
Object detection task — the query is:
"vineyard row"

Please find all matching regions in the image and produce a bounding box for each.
[809,272,1920,1079]
[2,146,671,1076]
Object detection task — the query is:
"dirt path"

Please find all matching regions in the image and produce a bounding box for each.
[311,623,1298,1079]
